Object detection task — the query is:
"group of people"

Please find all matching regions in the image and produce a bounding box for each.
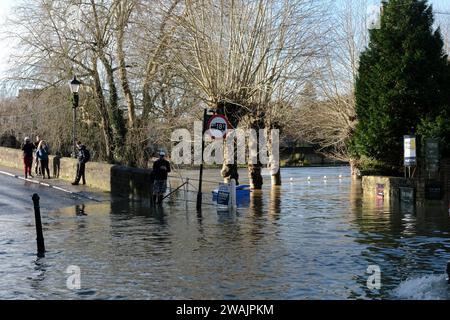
[21,135,51,179]
[20,135,172,204]
[20,136,90,185]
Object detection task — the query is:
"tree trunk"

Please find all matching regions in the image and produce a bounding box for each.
[221,137,239,184]
[267,127,281,186]
[247,113,264,190]
[92,68,114,162]
[117,28,136,128]
[221,163,240,185]
[248,163,263,189]
[271,170,282,186]
[100,56,127,162]
[247,120,263,190]
[350,159,361,179]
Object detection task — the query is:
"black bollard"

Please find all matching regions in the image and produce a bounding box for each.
[32,194,46,257]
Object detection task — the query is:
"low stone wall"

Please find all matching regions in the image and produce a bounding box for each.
[0,146,24,170]
[110,165,154,200]
[0,146,153,199]
[362,160,450,205]
[362,176,412,202]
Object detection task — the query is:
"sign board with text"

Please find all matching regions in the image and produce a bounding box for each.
[404,135,417,167]
[216,183,230,205]
[424,138,439,174]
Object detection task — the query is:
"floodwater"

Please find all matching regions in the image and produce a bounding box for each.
[1,167,450,300]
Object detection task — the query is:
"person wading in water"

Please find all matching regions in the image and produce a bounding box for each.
[152,151,171,205]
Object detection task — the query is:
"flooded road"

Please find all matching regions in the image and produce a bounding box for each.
[1,167,450,299]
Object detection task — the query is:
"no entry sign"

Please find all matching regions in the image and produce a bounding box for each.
[206,114,232,139]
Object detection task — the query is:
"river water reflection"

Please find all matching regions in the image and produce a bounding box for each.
[1,167,450,299]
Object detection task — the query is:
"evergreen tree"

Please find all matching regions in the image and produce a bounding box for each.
[350,0,450,171]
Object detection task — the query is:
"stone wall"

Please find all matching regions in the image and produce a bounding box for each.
[110,165,154,200]
[362,176,413,202]
[0,146,153,199]
[362,158,450,205]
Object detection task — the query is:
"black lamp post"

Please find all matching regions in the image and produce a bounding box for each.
[70,76,81,158]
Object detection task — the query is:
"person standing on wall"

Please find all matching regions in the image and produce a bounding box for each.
[21,137,34,179]
[36,140,51,179]
[152,151,171,205]
[72,141,90,186]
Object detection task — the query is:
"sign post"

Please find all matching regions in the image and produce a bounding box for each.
[197,112,232,211]
[196,109,208,211]
[404,135,417,178]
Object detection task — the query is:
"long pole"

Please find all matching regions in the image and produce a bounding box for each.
[196,109,207,211]
[72,93,79,158]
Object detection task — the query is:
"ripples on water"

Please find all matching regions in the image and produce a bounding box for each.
[0,167,449,299]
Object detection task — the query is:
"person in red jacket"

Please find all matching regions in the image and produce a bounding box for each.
[21,137,34,179]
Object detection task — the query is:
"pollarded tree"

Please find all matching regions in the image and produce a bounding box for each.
[350,0,450,172]
[173,0,329,188]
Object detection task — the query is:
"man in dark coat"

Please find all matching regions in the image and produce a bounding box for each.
[152,151,171,205]
[72,141,90,185]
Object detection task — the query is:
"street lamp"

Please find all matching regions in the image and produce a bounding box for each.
[69,76,81,158]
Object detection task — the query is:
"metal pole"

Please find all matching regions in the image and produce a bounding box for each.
[72,93,79,158]
[162,181,188,201]
[196,109,207,211]
[32,194,45,258]
[230,179,237,212]
[185,178,189,209]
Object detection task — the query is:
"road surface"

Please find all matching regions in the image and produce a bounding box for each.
[0,166,108,216]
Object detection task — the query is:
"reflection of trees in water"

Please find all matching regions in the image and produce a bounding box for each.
[109,200,172,258]
[269,187,282,220]
[201,189,286,298]
[349,180,450,298]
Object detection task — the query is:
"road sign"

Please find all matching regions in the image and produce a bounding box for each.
[206,114,232,139]
[216,183,230,205]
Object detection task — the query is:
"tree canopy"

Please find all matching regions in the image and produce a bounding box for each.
[350,0,450,172]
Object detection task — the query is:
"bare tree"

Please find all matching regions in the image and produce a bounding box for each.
[173,0,330,188]
[297,0,369,175]
[2,0,185,165]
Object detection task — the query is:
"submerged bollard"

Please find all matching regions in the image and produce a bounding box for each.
[32,194,46,258]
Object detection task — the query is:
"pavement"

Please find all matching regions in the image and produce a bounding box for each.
[0,166,109,216]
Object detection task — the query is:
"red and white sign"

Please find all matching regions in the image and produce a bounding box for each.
[206,114,232,139]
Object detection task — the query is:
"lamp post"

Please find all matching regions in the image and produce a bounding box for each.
[69,76,81,158]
